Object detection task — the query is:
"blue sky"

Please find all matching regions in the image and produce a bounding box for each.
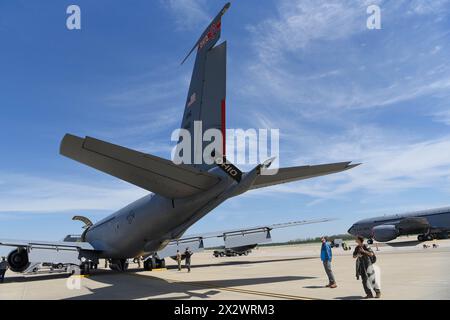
[1,0,450,254]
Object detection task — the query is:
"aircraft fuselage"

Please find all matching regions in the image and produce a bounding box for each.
[84,169,235,259]
[348,207,450,241]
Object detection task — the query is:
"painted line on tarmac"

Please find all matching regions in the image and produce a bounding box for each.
[173,280,321,300]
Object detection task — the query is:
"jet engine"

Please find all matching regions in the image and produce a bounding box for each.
[7,247,30,272]
[372,225,399,242]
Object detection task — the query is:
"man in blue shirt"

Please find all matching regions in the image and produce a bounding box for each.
[321,236,337,288]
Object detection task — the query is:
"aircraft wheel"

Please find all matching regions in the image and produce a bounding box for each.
[80,263,90,275]
[418,235,425,242]
[109,259,128,272]
[426,234,434,241]
[367,239,374,245]
[159,259,166,268]
[144,258,155,271]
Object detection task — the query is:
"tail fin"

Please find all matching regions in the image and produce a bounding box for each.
[180,2,230,65]
[177,3,230,171]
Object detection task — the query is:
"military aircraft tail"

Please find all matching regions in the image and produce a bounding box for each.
[178,3,230,171]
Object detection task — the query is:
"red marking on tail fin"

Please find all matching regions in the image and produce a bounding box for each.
[221,99,226,157]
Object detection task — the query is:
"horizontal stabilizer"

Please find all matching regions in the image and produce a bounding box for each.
[250,162,360,190]
[60,134,220,199]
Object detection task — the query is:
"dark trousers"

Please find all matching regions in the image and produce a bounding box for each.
[0,270,6,283]
[185,260,191,272]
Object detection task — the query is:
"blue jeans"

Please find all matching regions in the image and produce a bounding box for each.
[323,260,335,284]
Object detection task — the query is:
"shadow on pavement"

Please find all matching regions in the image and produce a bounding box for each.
[386,241,421,248]
[64,273,316,300]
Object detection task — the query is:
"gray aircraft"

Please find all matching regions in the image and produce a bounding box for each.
[1,3,358,274]
[348,207,450,243]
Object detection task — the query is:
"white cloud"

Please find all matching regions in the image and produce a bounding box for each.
[0,173,148,213]
[240,0,450,116]
[408,0,450,15]
[250,0,372,64]
[249,132,450,200]
[432,109,450,126]
[161,0,210,30]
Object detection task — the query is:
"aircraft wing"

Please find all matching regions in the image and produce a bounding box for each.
[60,134,221,199]
[182,218,335,240]
[250,162,360,190]
[156,218,333,258]
[0,239,96,251]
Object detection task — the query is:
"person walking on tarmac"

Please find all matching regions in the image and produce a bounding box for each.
[353,236,381,299]
[184,248,193,273]
[321,236,337,288]
[176,250,182,271]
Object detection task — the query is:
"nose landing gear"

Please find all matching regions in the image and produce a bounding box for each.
[109,259,129,272]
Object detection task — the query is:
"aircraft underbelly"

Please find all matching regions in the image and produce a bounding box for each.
[87,183,229,258]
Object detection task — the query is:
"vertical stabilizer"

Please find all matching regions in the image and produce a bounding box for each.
[178,3,230,171]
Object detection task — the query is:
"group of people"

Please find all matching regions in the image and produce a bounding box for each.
[176,248,193,272]
[1,238,380,299]
[321,236,381,299]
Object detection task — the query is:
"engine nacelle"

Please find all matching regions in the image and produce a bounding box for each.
[372,225,399,242]
[7,247,30,272]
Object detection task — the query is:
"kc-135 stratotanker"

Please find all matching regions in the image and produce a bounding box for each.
[1,3,358,274]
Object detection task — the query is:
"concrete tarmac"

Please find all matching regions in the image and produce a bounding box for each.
[1,238,449,300]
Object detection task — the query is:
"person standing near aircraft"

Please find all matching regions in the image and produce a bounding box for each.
[321,237,337,288]
[133,257,141,268]
[0,257,8,283]
[353,236,381,299]
[176,250,182,271]
[184,248,193,273]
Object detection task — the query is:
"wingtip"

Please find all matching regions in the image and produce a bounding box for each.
[347,162,362,169]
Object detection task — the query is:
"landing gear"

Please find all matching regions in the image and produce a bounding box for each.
[143,257,165,271]
[367,239,374,245]
[80,262,91,275]
[418,234,434,242]
[109,259,129,272]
